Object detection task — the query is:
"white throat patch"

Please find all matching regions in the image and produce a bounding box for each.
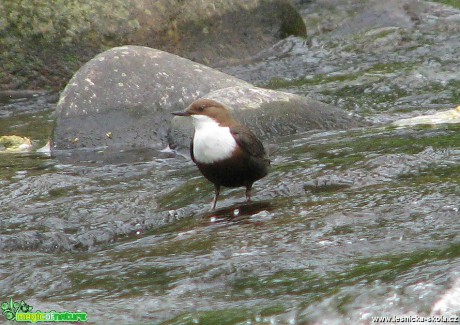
[191,115,237,164]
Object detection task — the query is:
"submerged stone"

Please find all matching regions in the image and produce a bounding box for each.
[0,135,32,153]
[393,106,460,127]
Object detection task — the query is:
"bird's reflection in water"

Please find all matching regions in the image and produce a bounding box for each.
[205,200,274,223]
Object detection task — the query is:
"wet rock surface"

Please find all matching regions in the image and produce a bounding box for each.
[52,46,249,152]
[170,85,369,151]
[1,0,460,324]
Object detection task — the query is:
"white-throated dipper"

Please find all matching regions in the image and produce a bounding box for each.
[172,99,270,210]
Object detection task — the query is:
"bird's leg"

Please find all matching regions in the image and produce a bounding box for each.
[211,184,220,210]
[245,184,252,202]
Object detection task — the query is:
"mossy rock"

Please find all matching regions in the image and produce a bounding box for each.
[0,0,306,90]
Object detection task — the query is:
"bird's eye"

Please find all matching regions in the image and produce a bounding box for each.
[198,105,205,112]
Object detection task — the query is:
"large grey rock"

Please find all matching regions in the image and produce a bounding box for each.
[52,45,368,159]
[52,46,249,152]
[169,86,369,151]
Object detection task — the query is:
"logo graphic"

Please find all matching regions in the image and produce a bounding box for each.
[1,298,87,323]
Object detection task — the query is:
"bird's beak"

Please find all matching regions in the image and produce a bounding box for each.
[171,111,190,117]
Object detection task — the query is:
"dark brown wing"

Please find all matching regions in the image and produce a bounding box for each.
[230,125,267,159]
[190,133,196,163]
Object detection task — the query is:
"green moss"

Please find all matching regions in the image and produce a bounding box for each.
[365,61,415,74]
[264,73,356,89]
[264,61,415,90]
[275,125,460,174]
[278,2,307,38]
[113,230,215,258]
[0,0,139,90]
[314,151,365,169]
[66,266,179,297]
[231,269,327,298]
[159,176,209,209]
[226,241,460,304]
[164,304,286,325]
[344,242,460,282]
[165,309,253,325]
[398,162,460,184]
[64,53,81,70]
[447,79,460,103]
[431,0,460,9]
[337,125,460,155]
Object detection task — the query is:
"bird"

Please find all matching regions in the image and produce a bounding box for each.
[172,99,270,210]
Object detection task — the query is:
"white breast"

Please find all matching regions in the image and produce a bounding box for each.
[192,115,237,164]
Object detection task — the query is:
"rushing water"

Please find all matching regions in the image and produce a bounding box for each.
[1,94,459,324]
[1,1,460,324]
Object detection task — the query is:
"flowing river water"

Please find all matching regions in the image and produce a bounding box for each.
[1,1,460,324]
